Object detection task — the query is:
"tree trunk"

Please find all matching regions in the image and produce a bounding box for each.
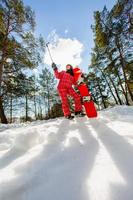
[107,50,130,105]
[34,92,37,120]
[38,96,43,120]
[116,36,133,102]
[0,97,8,124]
[0,46,6,93]
[47,79,50,118]
[0,64,3,94]
[25,94,28,121]
[98,67,119,104]
[115,67,130,105]
[10,94,13,123]
[107,75,123,105]
[97,80,107,109]
[119,52,133,102]
[0,28,9,96]
[0,27,9,124]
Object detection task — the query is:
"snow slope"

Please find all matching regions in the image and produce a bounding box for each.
[0,106,133,200]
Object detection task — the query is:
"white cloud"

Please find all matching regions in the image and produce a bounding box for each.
[44,31,84,70]
[64,29,68,34]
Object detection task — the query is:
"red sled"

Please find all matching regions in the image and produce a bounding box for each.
[73,67,97,118]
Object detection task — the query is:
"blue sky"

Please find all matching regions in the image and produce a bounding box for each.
[24,0,117,72]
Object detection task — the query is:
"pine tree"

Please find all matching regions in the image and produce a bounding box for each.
[90,0,133,107]
[39,67,57,119]
[0,0,41,123]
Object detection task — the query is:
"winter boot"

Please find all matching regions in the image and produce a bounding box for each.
[75,111,86,117]
[65,114,74,120]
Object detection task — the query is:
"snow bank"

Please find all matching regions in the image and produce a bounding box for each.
[100,105,133,122]
[0,106,133,200]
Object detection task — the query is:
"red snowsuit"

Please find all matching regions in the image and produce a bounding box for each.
[54,69,82,116]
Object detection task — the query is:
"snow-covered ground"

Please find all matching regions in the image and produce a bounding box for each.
[0,105,133,200]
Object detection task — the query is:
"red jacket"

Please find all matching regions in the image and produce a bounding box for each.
[54,69,76,90]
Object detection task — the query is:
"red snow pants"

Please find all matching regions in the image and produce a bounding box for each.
[58,87,82,117]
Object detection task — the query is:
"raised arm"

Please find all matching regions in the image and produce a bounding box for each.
[52,63,64,79]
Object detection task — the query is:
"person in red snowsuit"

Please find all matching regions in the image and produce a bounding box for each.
[52,63,83,119]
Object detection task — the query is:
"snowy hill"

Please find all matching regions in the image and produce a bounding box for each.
[0,106,133,200]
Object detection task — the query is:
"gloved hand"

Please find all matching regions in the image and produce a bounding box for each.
[52,62,57,70]
[77,76,84,85]
[81,73,84,78]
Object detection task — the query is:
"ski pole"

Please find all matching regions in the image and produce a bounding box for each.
[46,42,54,63]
